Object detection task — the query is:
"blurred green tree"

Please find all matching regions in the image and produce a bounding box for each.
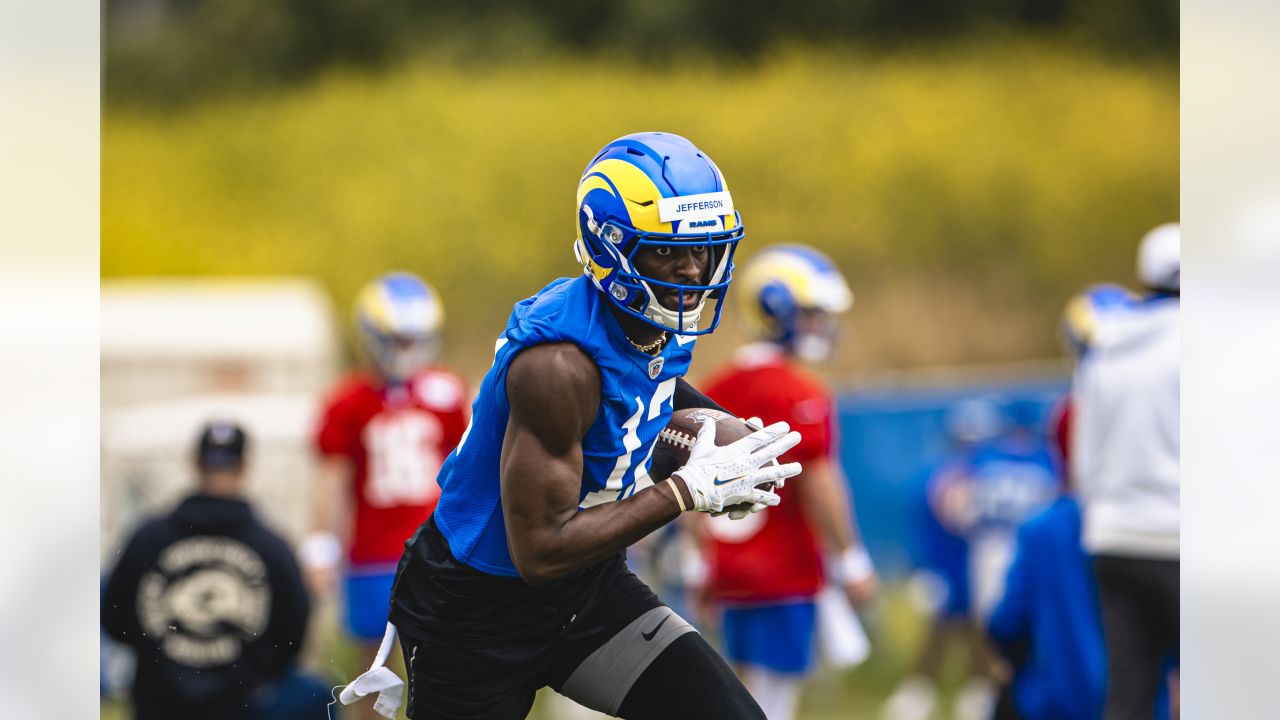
[104,0,1176,106]
[103,43,1177,375]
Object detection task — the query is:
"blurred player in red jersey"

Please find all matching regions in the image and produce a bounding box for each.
[302,272,468,716]
[698,245,878,720]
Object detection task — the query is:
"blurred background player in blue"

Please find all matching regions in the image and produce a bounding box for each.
[985,283,1136,720]
[101,421,322,720]
[963,399,1060,623]
[882,398,1005,720]
[303,272,468,718]
[698,245,879,720]
[1074,224,1180,720]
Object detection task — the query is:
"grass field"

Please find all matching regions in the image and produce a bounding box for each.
[103,40,1177,378]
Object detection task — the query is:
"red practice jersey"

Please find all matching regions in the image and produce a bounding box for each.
[316,368,469,566]
[700,345,834,604]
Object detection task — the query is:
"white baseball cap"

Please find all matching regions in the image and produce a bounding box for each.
[1137,222,1180,291]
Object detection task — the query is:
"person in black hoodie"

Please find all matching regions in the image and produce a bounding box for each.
[102,420,311,720]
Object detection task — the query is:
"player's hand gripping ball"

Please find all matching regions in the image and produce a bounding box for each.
[652,409,801,517]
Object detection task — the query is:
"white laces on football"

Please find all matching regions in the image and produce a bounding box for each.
[672,417,802,513]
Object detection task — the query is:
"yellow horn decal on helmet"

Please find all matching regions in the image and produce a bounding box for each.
[356,285,396,332]
[719,177,738,231]
[576,175,615,210]
[741,259,823,307]
[1064,296,1098,342]
[577,158,674,235]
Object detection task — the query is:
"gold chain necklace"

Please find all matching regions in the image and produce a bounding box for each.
[628,332,669,355]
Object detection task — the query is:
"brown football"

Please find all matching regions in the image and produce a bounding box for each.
[649,408,774,511]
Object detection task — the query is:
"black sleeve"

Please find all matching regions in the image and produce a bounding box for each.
[259,533,311,679]
[101,523,160,646]
[674,377,731,415]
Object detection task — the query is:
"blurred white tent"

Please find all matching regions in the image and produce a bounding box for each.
[101,278,341,561]
[102,278,339,405]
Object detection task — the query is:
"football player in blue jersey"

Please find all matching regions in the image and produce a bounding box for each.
[884,398,1005,720]
[348,133,803,720]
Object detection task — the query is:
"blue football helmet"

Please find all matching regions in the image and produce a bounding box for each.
[353,272,443,381]
[735,244,853,361]
[944,397,1004,446]
[574,132,743,335]
[1061,283,1136,359]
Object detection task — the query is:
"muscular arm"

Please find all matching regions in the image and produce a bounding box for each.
[794,457,858,554]
[795,457,880,605]
[263,538,311,679]
[312,457,353,543]
[299,457,352,594]
[501,343,690,585]
[101,525,154,646]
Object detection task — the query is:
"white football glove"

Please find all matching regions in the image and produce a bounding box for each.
[672,417,803,513]
[711,502,764,521]
[708,416,783,519]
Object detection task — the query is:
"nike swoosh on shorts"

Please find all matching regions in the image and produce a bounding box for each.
[641,615,671,641]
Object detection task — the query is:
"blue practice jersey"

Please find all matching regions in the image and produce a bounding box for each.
[988,496,1106,720]
[967,437,1059,536]
[433,276,695,577]
[931,436,1059,618]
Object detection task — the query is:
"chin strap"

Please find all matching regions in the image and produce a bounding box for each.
[338,623,405,719]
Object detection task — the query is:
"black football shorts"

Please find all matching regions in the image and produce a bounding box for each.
[390,516,696,719]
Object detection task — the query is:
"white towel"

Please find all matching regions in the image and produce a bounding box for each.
[339,623,405,719]
[815,585,871,668]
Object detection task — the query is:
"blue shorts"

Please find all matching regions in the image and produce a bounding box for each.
[722,601,817,675]
[344,566,396,641]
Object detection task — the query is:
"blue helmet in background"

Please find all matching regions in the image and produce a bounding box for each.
[353,272,443,381]
[1061,283,1137,359]
[945,397,1004,446]
[735,244,853,362]
[574,132,743,335]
